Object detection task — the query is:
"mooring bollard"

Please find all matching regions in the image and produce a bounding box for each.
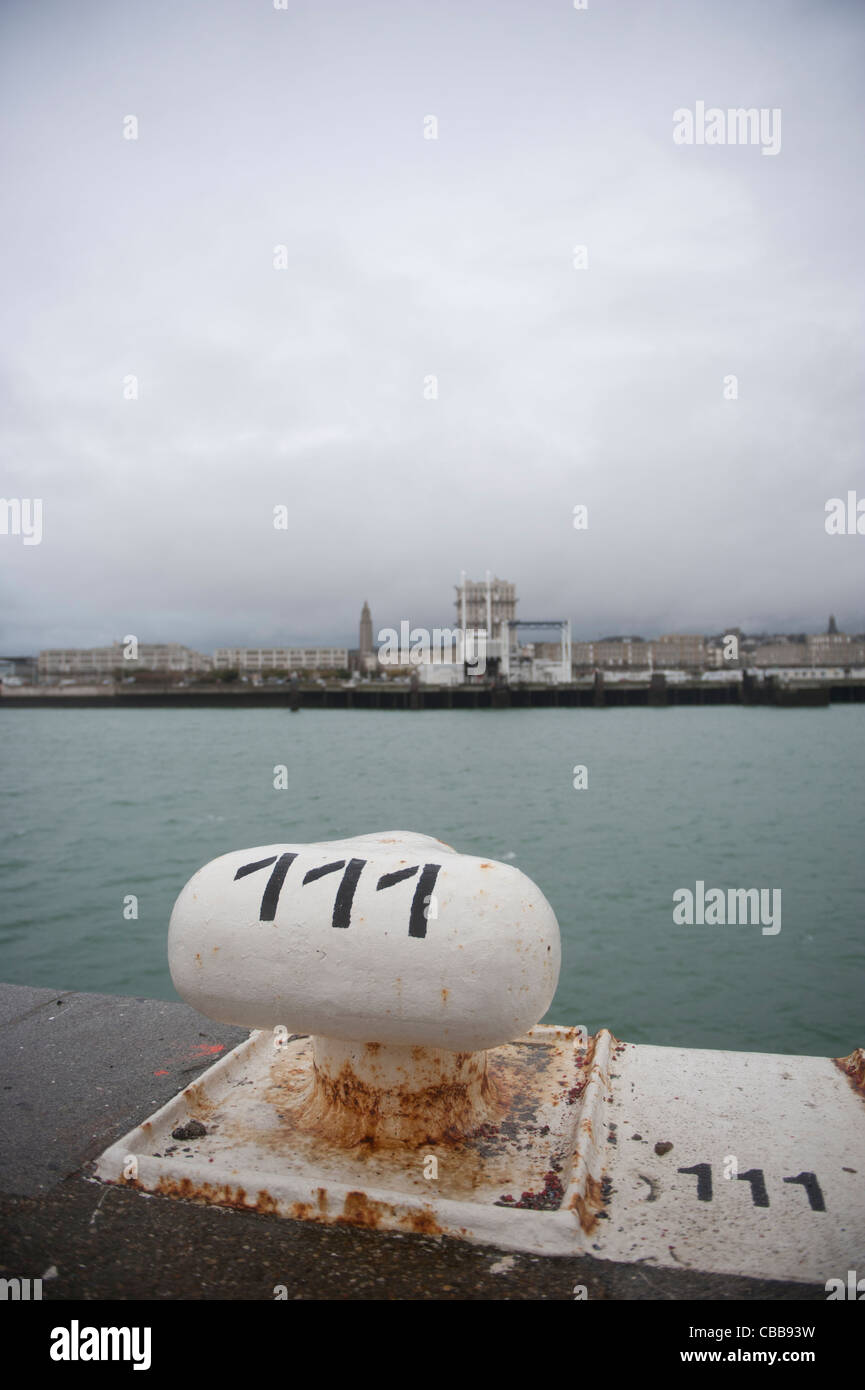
[96,830,864,1277]
[168,831,561,1143]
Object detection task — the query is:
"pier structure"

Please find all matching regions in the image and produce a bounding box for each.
[3,674,865,708]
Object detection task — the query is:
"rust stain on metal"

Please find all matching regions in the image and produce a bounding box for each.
[142,1175,282,1216]
[338,1190,443,1235]
[255,1035,580,1203]
[273,1052,503,1148]
[557,1026,583,1042]
[120,1172,317,1222]
[834,1048,865,1099]
[577,1032,599,1070]
[403,1206,443,1235]
[338,1190,393,1229]
[569,1173,605,1234]
[121,1031,598,1233]
[180,1079,218,1122]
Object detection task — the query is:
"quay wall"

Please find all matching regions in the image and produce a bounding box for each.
[2,679,864,710]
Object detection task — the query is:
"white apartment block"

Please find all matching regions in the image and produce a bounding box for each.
[748,635,865,667]
[572,635,706,669]
[38,643,210,675]
[572,639,646,669]
[212,648,349,671]
[651,634,706,667]
[805,633,865,664]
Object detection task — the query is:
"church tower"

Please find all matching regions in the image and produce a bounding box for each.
[359,601,373,656]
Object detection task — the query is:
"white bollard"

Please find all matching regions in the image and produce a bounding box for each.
[168,830,561,1142]
[99,833,865,1274]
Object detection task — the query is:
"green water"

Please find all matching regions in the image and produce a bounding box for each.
[0,706,862,1055]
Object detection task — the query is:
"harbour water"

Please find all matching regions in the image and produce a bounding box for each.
[0,706,862,1055]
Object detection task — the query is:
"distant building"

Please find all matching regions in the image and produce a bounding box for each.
[356,601,378,675]
[804,631,865,665]
[212,647,349,672]
[572,634,705,671]
[749,639,808,667]
[359,602,373,656]
[572,638,650,669]
[0,655,37,683]
[38,643,210,678]
[651,634,706,668]
[750,625,865,667]
[455,575,516,641]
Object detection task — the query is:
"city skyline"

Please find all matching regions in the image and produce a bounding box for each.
[4,572,863,663]
[2,2,864,654]
[14,602,864,674]
[7,609,865,662]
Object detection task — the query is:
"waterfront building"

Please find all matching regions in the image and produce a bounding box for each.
[750,639,809,666]
[212,647,349,672]
[454,575,516,641]
[38,643,210,677]
[571,638,648,670]
[750,625,865,668]
[805,629,865,665]
[571,634,704,672]
[650,634,706,667]
[0,655,37,683]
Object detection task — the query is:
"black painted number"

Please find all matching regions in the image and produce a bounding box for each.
[783,1171,826,1212]
[376,862,442,939]
[676,1162,827,1211]
[234,852,297,922]
[233,853,442,936]
[678,1162,713,1202]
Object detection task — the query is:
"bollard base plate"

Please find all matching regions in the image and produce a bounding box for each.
[94,1029,865,1274]
[94,1025,609,1255]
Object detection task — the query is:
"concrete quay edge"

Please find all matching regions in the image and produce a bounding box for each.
[0,982,827,1301]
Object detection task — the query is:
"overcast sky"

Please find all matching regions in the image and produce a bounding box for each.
[1,0,863,653]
